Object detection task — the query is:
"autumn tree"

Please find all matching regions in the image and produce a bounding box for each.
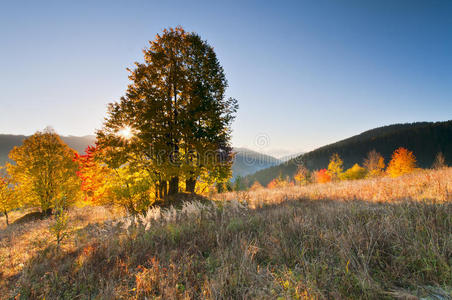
[327,153,343,180]
[340,164,367,180]
[314,169,331,183]
[386,147,417,177]
[74,146,111,204]
[249,181,263,191]
[75,146,154,215]
[294,165,311,185]
[7,128,81,213]
[267,174,292,189]
[97,27,237,198]
[0,173,18,226]
[363,149,385,177]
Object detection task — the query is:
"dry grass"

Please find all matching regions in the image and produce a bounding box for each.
[214,168,452,208]
[0,206,122,297]
[0,168,451,299]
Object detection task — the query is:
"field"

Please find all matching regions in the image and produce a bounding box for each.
[1,168,451,299]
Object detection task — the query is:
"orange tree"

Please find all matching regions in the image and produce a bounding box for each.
[386,147,417,177]
[315,169,331,183]
[75,146,154,215]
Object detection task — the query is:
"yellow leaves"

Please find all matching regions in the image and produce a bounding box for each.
[340,164,367,180]
[327,153,343,180]
[7,130,81,211]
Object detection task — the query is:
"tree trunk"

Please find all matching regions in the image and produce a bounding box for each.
[185,177,196,193]
[168,177,179,195]
[155,183,159,199]
[4,211,8,226]
[163,181,168,197]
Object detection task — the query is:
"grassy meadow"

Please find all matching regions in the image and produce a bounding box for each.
[0,168,451,299]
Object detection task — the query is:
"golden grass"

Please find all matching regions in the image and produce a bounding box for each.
[0,206,122,296]
[0,168,451,299]
[214,168,452,208]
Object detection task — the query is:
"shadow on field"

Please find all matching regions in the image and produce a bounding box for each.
[6,197,452,299]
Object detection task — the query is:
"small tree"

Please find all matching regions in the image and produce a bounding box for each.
[49,205,69,248]
[327,153,343,180]
[363,149,385,177]
[432,152,447,169]
[0,173,18,226]
[294,165,311,185]
[315,169,331,183]
[340,164,367,180]
[250,181,263,191]
[387,147,416,177]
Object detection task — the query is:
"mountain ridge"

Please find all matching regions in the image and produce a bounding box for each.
[244,120,452,187]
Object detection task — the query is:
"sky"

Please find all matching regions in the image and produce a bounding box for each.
[1,0,451,156]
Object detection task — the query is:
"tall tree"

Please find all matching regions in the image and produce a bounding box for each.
[97,27,237,197]
[7,128,80,213]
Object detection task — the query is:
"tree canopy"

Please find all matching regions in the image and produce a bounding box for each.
[7,128,80,212]
[96,27,237,198]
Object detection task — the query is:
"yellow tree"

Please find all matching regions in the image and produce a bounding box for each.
[386,147,417,177]
[249,181,263,191]
[363,149,385,177]
[294,165,311,185]
[327,153,343,180]
[340,164,367,180]
[0,172,18,226]
[7,128,81,213]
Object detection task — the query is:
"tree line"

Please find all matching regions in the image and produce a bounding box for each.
[262,148,447,189]
[244,120,452,187]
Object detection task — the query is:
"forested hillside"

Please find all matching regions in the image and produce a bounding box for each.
[245,120,452,186]
[232,148,281,178]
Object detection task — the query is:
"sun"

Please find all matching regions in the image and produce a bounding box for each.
[117,126,133,140]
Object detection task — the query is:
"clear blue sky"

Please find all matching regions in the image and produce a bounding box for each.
[1,0,451,155]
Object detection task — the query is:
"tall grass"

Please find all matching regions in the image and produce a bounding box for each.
[1,168,451,299]
[215,168,452,208]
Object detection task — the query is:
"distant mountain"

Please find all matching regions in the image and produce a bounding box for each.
[0,134,96,165]
[232,148,281,178]
[279,151,304,162]
[244,120,452,187]
[0,135,277,179]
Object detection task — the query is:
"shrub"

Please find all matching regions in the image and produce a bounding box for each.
[340,163,367,180]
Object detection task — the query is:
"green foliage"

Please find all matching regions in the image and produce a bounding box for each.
[49,205,69,247]
[96,27,237,199]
